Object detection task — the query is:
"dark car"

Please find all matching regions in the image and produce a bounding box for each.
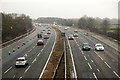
[74,29,78,33]
[47,31,51,34]
[82,43,91,51]
[37,33,42,38]
[37,40,44,45]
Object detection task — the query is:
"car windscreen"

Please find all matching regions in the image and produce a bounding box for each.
[84,44,89,46]
[16,59,25,61]
[97,45,103,47]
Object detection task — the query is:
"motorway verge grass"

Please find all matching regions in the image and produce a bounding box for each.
[41,28,64,79]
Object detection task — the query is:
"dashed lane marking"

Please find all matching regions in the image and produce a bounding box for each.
[4,67,12,74]
[113,71,120,78]
[84,56,87,60]
[88,63,92,70]
[24,65,31,73]
[104,62,111,69]
[93,73,98,80]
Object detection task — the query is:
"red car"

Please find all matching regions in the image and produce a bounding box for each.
[68,34,74,40]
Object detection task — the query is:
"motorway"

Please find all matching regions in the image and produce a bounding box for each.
[59,26,120,79]
[2,24,120,79]
[2,25,56,79]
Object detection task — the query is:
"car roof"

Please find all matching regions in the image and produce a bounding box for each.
[38,40,43,42]
[96,43,102,45]
[17,57,25,60]
[44,34,47,35]
[74,33,78,34]
[83,43,88,44]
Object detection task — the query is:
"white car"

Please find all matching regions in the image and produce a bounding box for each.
[15,57,28,67]
[95,43,104,51]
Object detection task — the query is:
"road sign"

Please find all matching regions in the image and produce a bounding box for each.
[54,22,58,25]
[56,26,58,29]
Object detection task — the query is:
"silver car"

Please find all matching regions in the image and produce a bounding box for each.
[15,57,28,67]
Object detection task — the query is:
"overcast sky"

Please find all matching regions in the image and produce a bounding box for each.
[1,0,119,19]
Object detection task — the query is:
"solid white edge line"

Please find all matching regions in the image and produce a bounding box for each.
[67,35,77,79]
[38,29,56,80]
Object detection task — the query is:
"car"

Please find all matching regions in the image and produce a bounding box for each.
[74,29,78,33]
[73,33,78,37]
[43,28,45,31]
[68,34,74,40]
[15,57,28,67]
[82,43,91,51]
[64,28,68,30]
[37,33,42,38]
[84,32,88,36]
[37,40,44,45]
[44,34,49,39]
[95,43,104,51]
[48,29,51,31]
[47,31,51,34]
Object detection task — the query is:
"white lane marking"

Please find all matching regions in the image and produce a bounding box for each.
[4,67,12,74]
[32,58,36,63]
[88,63,92,70]
[98,55,103,61]
[91,60,94,62]
[97,69,100,73]
[13,75,15,78]
[37,52,41,57]
[24,65,31,73]
[84,56,87,60]
[93,73,98,80]
[81,51,84,54]
[113,71,120,78]
[67,36,77,79]
[104,62,111,69]
[19,77,22,80]
[94,51,98,55]
[33,46,35,49]
[24,54,27,57]
[39,29,56,79]
[41,49,43,52]
[28,49,32,52]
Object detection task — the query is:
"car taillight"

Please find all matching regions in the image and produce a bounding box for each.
[23,62,25,64]
[16,62,18,64]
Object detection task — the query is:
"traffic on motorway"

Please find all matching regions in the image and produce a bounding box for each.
[1,23,119,79]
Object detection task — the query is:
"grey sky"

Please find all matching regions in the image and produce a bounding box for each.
[1,0,119,19]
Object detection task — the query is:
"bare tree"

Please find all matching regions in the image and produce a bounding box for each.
[101,19,110,34]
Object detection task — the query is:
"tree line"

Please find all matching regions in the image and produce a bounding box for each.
[35,16,119,41]
[2,13,33,42]
[78,15,119,41]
